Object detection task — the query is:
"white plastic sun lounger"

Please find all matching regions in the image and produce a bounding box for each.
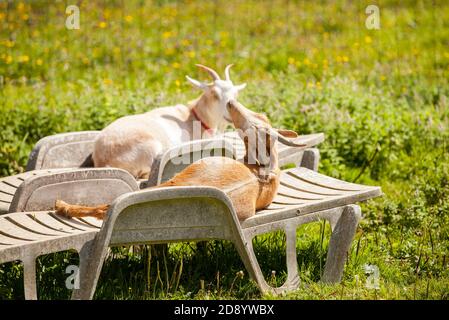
[0,131,324,214]
[0,167,381,300]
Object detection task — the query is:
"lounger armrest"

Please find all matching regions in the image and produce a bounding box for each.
[148,138,236,186]
[9,168,138,213]
[26,131,100,171]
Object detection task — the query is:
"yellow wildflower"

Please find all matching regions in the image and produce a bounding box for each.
[172,62,180,68]
[181,39,190,46]
[187,51,196,58]
[5,40,15,48]
[288,57,295,65]
[18,55,29,63]
[5,55,12,64]
[21,14,29,21]
[342,55,349,62]
[103,78,113,85]
[0,13,5,20]
[303,58,311,66]
[175,80,181,87]
[36,58,43,66]
[162,31,172,39]
[364,36,372,44]
[98,21,107,29]
[165,48,175,56]
[125,15,133,23]
[103,9,111,20]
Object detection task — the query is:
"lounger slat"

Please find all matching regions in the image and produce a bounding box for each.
[288,167,363,191]
[0,191,13,203]
[0,211,99,268]
[242,168,382,229]
[0,232,31,246]
[0,181,17,195]
[26,212,82,233]
[47,213,97,231]
[5,215,65,236]
[280,173,343,196]
[1,176,24,188]
[272,194,309,205]
[0,219,49,241]
[277,185,326,200]
[75,217,103,229]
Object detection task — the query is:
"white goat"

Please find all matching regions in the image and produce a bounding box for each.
[92,64,246,179]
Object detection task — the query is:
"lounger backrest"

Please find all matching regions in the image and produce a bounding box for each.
[100,187,244,247]
[154,138,237,185]
[9,168,138,212]
[26,131,100,171]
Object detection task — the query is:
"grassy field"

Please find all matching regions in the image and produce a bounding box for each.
[0,0,448,300]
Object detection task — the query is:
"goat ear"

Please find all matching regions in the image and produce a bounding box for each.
[277,129,298,138]
[186,76,207,90]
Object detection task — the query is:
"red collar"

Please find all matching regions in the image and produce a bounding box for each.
[192,108,214,133]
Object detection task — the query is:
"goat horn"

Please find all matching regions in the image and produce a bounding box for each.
[267,127,307,147]
[225,64,234,81]
[186,75,208,90]
[196,64,220,81]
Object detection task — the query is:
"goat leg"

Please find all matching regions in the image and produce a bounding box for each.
[55,200,109,220]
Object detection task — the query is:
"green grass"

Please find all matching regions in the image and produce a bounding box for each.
[0,0,448,300]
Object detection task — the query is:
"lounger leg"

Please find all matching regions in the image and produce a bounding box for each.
[321,205,361,283]
[284,225,300,289]
[22,256,37,300]
[300,148,320,171]
[237,227,300,295]
[234,236,272,294]
[71,241,106,300]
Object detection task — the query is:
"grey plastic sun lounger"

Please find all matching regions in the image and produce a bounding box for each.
[0,131,324,214]
[0,166,382,299]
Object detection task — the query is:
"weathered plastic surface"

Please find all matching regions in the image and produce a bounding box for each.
[1,132,321,215]
[0,169,73,214]
[26,131,100,171]
[25,131,324,172]
[0,211,101,300]
[9,168,139,213]
[0,167,381,299]
[70,167,381,299]
[154,138,236,185]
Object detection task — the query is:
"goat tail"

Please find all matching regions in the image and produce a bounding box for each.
[55,200,110,220]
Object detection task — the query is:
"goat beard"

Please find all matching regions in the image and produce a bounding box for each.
[54,200,110,220]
